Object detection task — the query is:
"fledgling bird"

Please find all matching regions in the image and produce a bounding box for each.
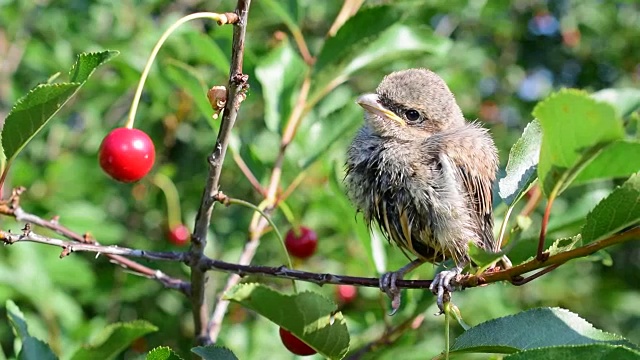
[344,68,499,313]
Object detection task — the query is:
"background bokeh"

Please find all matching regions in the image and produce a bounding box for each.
[1,0,639,358]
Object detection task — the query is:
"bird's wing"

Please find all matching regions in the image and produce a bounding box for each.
[444,126,499,252]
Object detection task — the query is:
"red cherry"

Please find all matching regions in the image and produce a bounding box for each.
[279,328,316,356]
[99,128,155,182]
[336,284,358,304]
[168,224,190,246]
[284,226,318,259]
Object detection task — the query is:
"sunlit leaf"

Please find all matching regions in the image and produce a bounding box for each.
[312,21,451,102]
[146,347,183,360]
[1,50,118,173]
[534,90,624,197]
[572,140,640,185]
[450,307,638,355]
[341,24,451,77]
[255,40,305,132]
[314,6,401,75]
[498,120,542,206]
[547,235,582,256]
[592,88,640,118]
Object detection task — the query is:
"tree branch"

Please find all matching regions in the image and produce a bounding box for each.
[189,0,251,345]
[2,190,637,298]
[0,228,186,262]
[476,227,640,286]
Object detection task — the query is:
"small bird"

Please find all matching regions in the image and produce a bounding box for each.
[344,68,499,313]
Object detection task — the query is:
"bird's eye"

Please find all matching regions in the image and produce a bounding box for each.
[405,109,420,121]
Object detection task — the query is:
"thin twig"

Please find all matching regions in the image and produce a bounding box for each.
[520,184,542,217]
[1,226,191,293]
[2,198,637,295]
[0,194,189,294]
[327,0,364,36]
[511,264,561,286]
[0,229,186,261]
[190,0,252,345]
[479,227,640,285]
[231,147,265,196]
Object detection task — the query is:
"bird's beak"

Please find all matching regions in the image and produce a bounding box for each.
[356,94,406,127]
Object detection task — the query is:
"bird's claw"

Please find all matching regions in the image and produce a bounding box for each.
[429,267,462,313]
[379,272,401,315]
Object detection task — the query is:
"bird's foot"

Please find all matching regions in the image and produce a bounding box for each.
[379,271,402,315]
[379,259,424,316]
[429,266,463,314]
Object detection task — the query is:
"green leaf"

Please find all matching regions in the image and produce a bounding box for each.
[534,89,624,197]
[504,344,640,360]
[572,140,640,185]
[224,283,349,360]
[6,300,30,340]
[6,301,57,360]
[581,173,640,243]
[592,88,640,118]
[69,50,119,83]
[146,347,184,360]
[312,21,451,102]
[450,307,638,355]
[191,346,239,360]
[1,50,117,171]
[184,31,230,74]
[164,59,213,123]
[298,103,361,169]
[547,235,582,256]
[468,241,505,267]
[314,6,401,75]
[340,24,451,78]
[254,40,305,132]
[17,337,57,360]
[70,320,158,360]
[259,0,301,41]
[498,120,542,206]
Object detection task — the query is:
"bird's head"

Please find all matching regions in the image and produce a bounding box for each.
[357,68,465,139]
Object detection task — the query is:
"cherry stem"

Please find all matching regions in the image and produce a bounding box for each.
[277,201,297,232]
[223,197,297,293]
[444,301,451,360]
[152,173,182,229]
[497,204,515,250]
[125,12,229,129]
[0,162,10,196]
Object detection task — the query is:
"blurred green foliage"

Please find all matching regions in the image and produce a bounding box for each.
[0,0,639,359]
